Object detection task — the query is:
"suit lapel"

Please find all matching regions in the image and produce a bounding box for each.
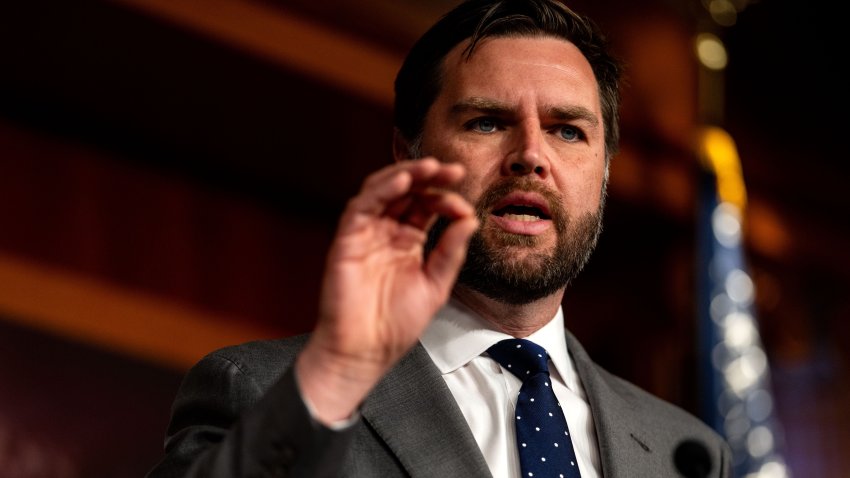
[362,343,492,478]
[565,331,656,478]
[358,330,660,477]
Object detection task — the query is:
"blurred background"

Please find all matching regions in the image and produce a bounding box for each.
[0,0,846,476]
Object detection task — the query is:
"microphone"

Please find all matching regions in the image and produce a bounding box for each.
[673,439,713,478]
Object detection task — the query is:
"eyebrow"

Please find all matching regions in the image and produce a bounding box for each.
[450,97,512,116]
[450,97,600,128]
[547,105,599,127]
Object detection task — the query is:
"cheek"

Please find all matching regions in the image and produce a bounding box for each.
[558,159,606,212]
[456,171,487,208]
[434,144,500,195]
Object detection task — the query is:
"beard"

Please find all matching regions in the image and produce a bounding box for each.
[427,177,604,305]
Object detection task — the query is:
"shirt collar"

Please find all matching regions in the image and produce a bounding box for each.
[420,297,579,393]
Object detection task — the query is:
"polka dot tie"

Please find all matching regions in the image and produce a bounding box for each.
[487,338,582,478]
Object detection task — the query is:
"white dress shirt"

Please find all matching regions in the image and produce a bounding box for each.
[420,298,601,478]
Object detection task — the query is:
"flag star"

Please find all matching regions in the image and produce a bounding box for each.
[554,443,559,447]
[535,427,540,431]
[530,398,535,402]
[571,461,575,466]
[541,457,546,462]
[517,416,521,420]
[522,443,527,447]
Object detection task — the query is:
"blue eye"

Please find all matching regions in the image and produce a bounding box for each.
[559,126,581,141]
[471,118,498,133]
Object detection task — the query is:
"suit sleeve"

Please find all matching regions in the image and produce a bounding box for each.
[145,352,357,478]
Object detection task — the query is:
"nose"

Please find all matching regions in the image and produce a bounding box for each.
[503,121,549,178]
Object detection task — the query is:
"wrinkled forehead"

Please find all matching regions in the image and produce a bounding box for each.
[437,36,601,112]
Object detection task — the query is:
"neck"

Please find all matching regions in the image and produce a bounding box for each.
[451,285,565,337]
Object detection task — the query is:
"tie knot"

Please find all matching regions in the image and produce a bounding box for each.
[487,338,550,381]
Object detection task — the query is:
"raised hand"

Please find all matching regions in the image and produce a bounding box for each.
[295,158,478,423]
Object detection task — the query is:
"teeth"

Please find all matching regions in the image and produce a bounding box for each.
[504,213,540,222]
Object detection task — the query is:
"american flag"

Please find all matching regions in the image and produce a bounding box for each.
[695,126,790,478]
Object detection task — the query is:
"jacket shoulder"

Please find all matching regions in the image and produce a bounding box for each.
[598,366,729,449]
[196,333,310,390]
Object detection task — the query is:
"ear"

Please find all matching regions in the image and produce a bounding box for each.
[392,128,413,163]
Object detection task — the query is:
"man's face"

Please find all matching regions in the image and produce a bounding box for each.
[415,36,608,304]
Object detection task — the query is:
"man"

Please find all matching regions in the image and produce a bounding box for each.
[147,0,731,477]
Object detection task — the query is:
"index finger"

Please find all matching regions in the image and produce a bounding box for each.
[353,158,466,216]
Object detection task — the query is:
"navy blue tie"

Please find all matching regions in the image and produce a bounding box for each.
[488,338,582,478]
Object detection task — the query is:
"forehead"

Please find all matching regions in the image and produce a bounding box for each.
[438,35,600,113]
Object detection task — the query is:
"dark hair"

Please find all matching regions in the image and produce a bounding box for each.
[393,0,622,161]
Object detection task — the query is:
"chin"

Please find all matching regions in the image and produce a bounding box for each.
[486,232,557,257]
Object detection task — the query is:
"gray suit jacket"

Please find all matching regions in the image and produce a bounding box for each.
[147,330,731,477]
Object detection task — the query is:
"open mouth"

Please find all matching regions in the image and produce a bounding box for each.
[493,204,551,222]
